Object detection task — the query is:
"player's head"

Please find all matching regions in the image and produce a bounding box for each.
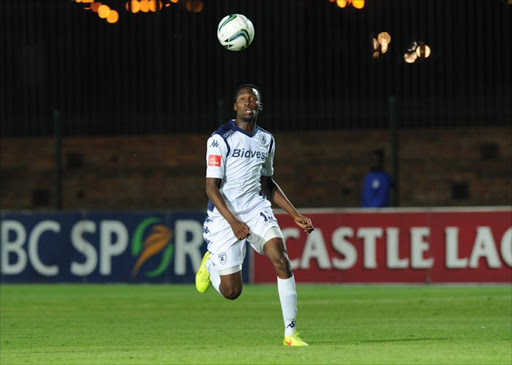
[369,149,384,170]
[233,84,263,123]
[234,83,262,103]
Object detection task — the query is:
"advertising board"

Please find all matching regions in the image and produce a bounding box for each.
[253,208,512,283]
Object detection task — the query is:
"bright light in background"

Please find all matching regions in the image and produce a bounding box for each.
[404,51,418,64]
[416,42,431,58]
[335,0,364,9]
[372,38,379,51]
[139,0,150,12]
[106,9,119,23]
[336,0,348,8]
[352,0,365,9]
[91,2,101,12]
[98,4,110,18]
[126,1,140,13]
[74,0,203,21]
[186,0,203,12]
[403,41,431,63]
[377,32,391,54]
[148,0,163,12]
[370,31,391,59]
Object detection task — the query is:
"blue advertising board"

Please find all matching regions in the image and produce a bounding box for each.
[0,211,250,283]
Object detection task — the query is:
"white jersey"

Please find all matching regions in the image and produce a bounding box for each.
[205,119,275,216]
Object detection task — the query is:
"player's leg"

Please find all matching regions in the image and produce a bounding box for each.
[197,246,245,294]
[244,207,308,345]
[263,236,291,279]
[263,237,296,331]
[263,236,308,346]
[218,270,243,300]
[197,214,244,298]
[196,249,244,300]
[197,213,246,300]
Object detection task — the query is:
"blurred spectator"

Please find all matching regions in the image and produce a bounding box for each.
[361,149,393,208]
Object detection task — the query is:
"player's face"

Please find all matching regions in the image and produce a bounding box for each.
[369,152,383,170]
[234,87,261,122]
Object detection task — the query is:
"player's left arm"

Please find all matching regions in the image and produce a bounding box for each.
[260,176,314,234]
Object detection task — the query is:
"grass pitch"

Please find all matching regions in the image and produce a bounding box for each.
[0,284,510,364]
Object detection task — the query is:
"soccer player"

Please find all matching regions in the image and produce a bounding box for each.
[195,84,314,347]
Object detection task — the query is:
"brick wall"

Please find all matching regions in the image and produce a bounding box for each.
[1,127,510,210]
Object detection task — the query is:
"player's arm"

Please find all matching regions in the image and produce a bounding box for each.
[260,176,314,234]
[206,177,250,240]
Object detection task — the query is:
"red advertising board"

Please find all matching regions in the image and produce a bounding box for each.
[252,208,512,283]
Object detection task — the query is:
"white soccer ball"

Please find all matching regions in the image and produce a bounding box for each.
[217,14,255,51]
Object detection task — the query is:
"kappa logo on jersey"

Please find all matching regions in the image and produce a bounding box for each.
[231,149,268,160]
[210,140,219,148]
[208,155,221,166]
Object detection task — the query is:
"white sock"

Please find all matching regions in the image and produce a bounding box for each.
[206,258,222,295]
[277,275,298,337]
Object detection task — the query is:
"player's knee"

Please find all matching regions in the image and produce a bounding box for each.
[272,255,291,274]
[222,286,242,300]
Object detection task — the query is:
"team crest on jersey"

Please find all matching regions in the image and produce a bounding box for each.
[259,133,267,144]
[208,155,221,166]
[219,252,227,265]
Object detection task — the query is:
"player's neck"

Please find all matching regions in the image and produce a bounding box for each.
[235,118,257,133]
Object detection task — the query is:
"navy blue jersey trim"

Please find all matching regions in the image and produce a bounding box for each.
[207,199,215,212]
[230,119,260,138]
[257,126,272,135]
[212,120,235,156]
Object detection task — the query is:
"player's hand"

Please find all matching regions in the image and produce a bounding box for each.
[294,215,314,234]
[230,220,251,240]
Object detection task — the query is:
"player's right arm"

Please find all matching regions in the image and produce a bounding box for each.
[205,178,250,240]
[205,134,250,240]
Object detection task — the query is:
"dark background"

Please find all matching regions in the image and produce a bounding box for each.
[1,0,511,137]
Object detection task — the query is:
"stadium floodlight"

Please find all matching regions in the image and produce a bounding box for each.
[404,51,418,64]
[377,32,391,53]
[336,0,349,8]
[415,42,431,58]
[370,32,391,59]
[126,0,140,13]
[106,9,119,23]
[335,0,365,9]
[98,4,110,18]
[352,0,365,9]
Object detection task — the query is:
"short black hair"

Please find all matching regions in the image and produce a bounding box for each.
[234,83,261,102]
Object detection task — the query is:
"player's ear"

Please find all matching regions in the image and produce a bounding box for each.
[259,103,263,111]
[234,103,237,111]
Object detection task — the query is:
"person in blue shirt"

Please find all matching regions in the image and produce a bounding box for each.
[361,149,393,208]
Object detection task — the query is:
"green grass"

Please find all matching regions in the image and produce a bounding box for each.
[0,284,510,364]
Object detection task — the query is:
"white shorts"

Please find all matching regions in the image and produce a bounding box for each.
[203,206,284,275]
